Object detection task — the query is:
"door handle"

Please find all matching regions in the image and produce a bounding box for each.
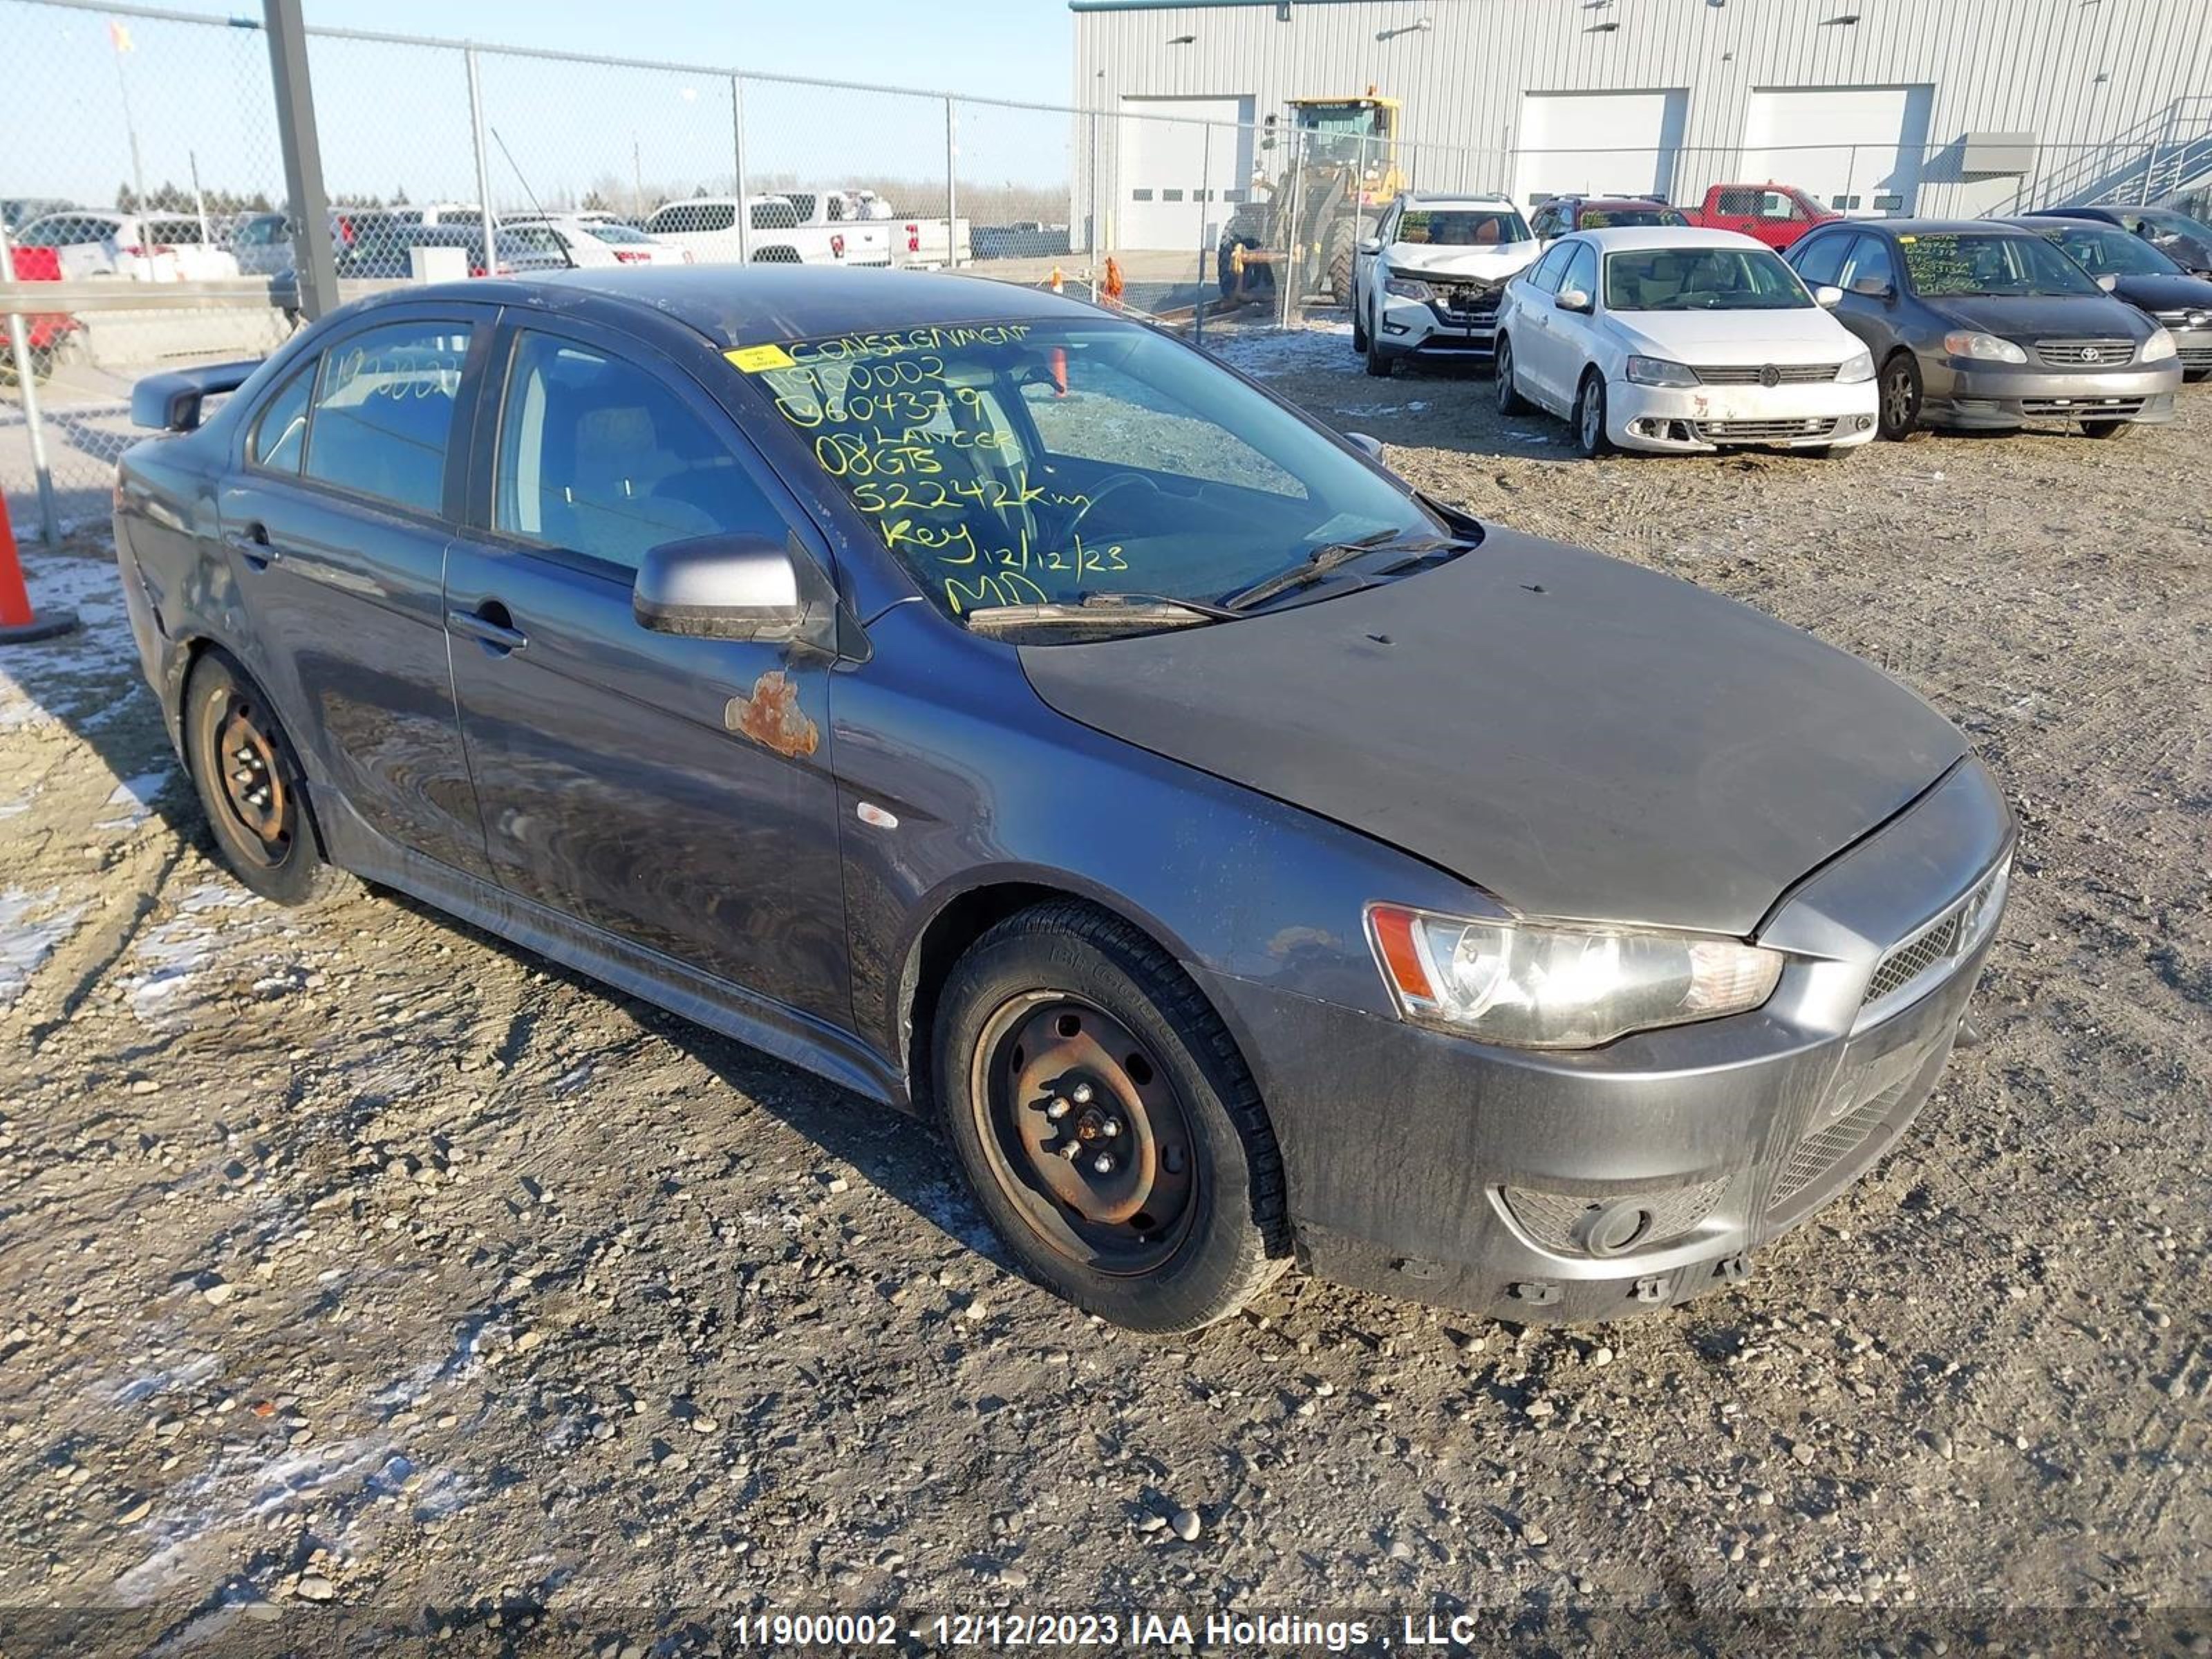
[227,522,277,568]
[448,603,527,655]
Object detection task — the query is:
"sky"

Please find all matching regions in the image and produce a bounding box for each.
[14,0,1081,213]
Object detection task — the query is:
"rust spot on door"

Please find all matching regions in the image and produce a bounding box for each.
[724,669,819,758]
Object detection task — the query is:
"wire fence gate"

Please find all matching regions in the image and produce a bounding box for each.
[6,0,2211,541]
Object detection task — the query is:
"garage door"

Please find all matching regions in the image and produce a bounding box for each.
[1515,90,1688,205]
[1743,86,1934,214]
[1119,94,1253,250]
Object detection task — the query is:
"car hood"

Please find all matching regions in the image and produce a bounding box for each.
[1929,292,2153,339]
[1388,241,1538,283]
[1020,528,1967,937]
[2112,271,2212,314]
[1608,308,1859,362]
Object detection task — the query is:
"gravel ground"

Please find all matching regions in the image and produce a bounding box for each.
[1,321,2206,1655]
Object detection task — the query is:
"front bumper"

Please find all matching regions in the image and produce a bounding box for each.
[1206,758,2013,1324]
[1374,293,1503,362]
[1608,377,1880,452]
[1921,357,2182,428]
[2169,326,2212,378]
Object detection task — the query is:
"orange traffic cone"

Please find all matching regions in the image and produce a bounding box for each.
[0,488,79,644]
[1049,266,1064,294]
[1102,256,1125,308]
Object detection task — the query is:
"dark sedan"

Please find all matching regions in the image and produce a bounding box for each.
[1787,217,2184,439]
[115,269,2012,1331]
[2023,205,2212,278]
[2005,216,2212,381]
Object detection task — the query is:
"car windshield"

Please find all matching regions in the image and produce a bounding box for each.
[1580,205,1689,229]
[2137,209,2212,243]
[742,319,1445,632]
[1398,208,1532,247]
[1602,247,1810,310]
[1900,232,2102,298]
[2041,224,2181,278]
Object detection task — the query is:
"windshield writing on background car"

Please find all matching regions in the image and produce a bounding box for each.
[1602,247,1811,311]
[738,321,1436,629]
[1900,233,2101,298]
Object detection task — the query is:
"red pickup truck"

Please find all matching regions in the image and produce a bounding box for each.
[1685,183,1841,251]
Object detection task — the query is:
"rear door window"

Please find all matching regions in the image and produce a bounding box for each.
[301,321,472,516]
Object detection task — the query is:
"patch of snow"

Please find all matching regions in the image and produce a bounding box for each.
[0,886,86,1007]
[96,768,172,832]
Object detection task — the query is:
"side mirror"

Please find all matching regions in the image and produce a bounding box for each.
[2096,272,2119,293]
[1555,287,1593,314]
[1344,431,1386,463]
[1358,238,1383,255]
[1814,283,1844,308]
[1848,275,1894,301]
[633,533,840,649]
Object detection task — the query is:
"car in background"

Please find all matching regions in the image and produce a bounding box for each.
[12,209,240,281]
[2004,216,2212,382]
[115,266,2012,1332]
[229,207,422,277]
[1786,218,2182,440]
[3,196,73,233]
[1530,195,1691,244]
[973,221,1072,261]
[505,214,691,268]
[1684,183,1843,251]
[1349,192,1539,377]
[1493,227,1878,458]
[642,195,892,267]
[335,222,572,279]
[2022,205,2212,278]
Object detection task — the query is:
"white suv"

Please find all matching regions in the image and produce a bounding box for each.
[15,209,241,281]
[1349,193,1541,377]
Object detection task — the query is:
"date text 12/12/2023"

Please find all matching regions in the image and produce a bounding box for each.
[737,324,1134,617]
[725,1611,1391,1651]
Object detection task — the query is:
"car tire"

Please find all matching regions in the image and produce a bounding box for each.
[932,901,1289,1335]
[1877,352,1922,442]
[2079,418,2134,440]
[1351,293,1368,353]
[182,650,355,909]
[1495,336,1530,415]
[1573,369,1612,458]
[1364,330,1395,378]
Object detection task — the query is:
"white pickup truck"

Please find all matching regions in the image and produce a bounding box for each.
[643,193,893,268]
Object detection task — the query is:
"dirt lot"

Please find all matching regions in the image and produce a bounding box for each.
[1,323,2207,1655]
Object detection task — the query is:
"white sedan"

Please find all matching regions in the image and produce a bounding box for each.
[1493,227,1880,458]
[508,214,691,268]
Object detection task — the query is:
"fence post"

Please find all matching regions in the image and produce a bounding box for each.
[731,75,752,263]
[1087,109,1101,259]
[263,0,337,322]
[465,47,498,276]
[945,97,959,268]
[1194,122,1212,345]
[0,221,59,552]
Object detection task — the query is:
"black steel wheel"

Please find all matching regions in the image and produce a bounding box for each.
[182,652,351,907]
[935,901,1287,1333]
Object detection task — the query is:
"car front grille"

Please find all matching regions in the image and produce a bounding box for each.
[1690,417,1841,442]
[1770,1077,1916,1207]
[1434,284,1502,320]
[1860,857,2009,1016]
[1689,362,1839,385]
[2034,337,2135,367]
[2019,396,2145,418]
[2179,344,2212,371]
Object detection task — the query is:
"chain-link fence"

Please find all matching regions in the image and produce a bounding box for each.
[8,0,2212,541]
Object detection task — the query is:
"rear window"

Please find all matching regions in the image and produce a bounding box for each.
[585,222,653,245]
[1577,205,1689,229]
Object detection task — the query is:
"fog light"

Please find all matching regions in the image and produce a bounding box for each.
[1382,319,1411,335]
[1853,414,1874,432]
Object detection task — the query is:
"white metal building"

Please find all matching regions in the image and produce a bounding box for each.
[1071,0,2212,250]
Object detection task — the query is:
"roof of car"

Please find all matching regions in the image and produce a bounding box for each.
[1845,218,2037,238]
[1564,226,1764,252]
[1569,197,1677,210]
[393,265,1108,349]
[1400,191,1516,207]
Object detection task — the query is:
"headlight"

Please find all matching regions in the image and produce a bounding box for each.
[1838,348,1875,384]
[2140,326,2177,363]
[1366,903,1784,1049]
[1625,355,1698,387]
[1944,330,2027,363]
[1384,276,1433,301]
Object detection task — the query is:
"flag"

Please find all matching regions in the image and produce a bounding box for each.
[109,19,133,51]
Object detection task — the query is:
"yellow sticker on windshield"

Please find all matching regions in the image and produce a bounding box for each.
[726,343,797,373]
[1897,235,1918,245]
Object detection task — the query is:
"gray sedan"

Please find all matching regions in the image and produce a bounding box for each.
[116,268,2012,1331]
[1786,217,2184,440]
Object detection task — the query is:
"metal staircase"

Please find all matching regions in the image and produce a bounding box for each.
[2003,99,2212,214]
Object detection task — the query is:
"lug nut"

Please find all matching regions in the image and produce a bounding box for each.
[1046,1097,1070,1120]
[1101,1118,1121,1137]
[1091,1153,1115,1175]
[1071,1082,1094,1105]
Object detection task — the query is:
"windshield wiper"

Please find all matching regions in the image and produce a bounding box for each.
[962,590,1236,637]
[1220,531,1471,614]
